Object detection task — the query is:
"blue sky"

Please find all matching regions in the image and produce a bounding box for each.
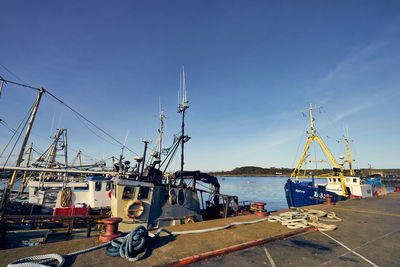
[0,1,399,171]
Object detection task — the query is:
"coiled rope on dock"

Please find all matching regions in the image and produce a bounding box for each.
[268,208,341,231]
[105,225,149,262]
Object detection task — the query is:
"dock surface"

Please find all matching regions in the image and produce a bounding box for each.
[1,192,400,266]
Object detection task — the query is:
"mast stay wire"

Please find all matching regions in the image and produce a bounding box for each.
[0,101,35,159]
[291,113,309,168]
[2,117,103,167]
[0,63,30,86]
[2,103,34,168]
[320,107,344,138]
[0,75,139,157]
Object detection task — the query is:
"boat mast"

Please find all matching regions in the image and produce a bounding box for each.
[140,139,152,177]
[19,142,33,194]
[339,134,354,176]
[0,88,44,214]
[178,67,189,182]
[345,137,354,176]
[152,97,166,168]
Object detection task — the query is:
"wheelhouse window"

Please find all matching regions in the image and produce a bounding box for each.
[122,186,135,200]
[178,189,185,205]
[138,186,150,200]
[353,178,357,183]
[95,181,102,191]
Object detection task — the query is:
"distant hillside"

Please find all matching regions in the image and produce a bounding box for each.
[209,166,292,176]
[209,166,400,177]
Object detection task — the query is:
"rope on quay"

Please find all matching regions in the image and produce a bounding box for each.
[7,242,110,267]
[8,209,340,266]
[268,208,341,231]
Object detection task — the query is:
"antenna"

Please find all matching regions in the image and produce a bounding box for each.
[121,130,129,155]
[177,66,189,182]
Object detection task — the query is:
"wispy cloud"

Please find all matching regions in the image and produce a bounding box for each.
[319,41,389,85]
[333,101,375,122]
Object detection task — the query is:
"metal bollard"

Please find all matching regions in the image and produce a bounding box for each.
[254,202,268,216]
[99,217,123,242]
[324,195,335,205]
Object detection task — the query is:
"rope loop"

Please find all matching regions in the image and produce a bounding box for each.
[106,225,149,262]
[7,253,65,267]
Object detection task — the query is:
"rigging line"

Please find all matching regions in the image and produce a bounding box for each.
[0,120,15,133]
[291,115,309,168]
[321,107,343,137]
[0,63,31,85]
[2,104,33,168]
[0,78,40,91]
[0,102,35,158]
[72,112,119,148]
[68,148,101,163]
[44,92,138,156]
[0,76,138,156]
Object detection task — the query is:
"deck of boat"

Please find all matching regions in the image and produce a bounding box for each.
[1,192,400,266]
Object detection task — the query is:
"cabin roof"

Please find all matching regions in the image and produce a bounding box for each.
[86,176,107,181]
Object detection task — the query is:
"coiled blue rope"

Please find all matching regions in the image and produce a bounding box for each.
[105,225,149,262]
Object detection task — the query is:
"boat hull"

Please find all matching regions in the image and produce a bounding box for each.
[284,179,340,208]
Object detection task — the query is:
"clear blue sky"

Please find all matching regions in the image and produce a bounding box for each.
[1,1,399,171]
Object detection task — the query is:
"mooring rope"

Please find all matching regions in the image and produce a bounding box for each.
[268,208,341,231]
[7,242,110,267]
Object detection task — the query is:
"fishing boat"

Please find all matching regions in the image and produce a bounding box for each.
[110,67,239,231]
[24,128,111,214]
[285,104,373,208]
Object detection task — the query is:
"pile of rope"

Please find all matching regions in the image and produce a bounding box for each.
[268,208,341,231]
[106,225,149,262]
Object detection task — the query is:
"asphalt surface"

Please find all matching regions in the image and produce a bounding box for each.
[190,193,400,266]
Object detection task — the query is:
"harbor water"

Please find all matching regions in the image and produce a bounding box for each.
[217,176,289,211]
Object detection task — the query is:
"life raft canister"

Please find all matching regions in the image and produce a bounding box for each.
[126,200,144,219]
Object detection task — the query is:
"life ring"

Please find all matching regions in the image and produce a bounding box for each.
[126,200,144,219]
[108,191,111,199]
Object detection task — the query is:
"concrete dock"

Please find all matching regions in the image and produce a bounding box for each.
[1,192,399,266]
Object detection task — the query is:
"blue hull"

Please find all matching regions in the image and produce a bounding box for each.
[284,179,341,208]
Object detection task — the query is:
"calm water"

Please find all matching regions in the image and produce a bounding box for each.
[218,176,289,211]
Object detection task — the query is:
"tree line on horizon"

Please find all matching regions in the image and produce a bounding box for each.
[209,166,400,177]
